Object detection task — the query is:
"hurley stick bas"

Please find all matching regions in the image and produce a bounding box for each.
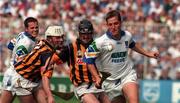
[97,71,111,89]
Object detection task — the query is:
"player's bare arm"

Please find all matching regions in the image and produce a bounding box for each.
[87,64,101,87]
[42,76,55,103]
[131,42,159,59]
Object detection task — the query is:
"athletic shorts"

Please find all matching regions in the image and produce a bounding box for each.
[74,83,105,101]
[2,66,40,96]
[102,69,138,100]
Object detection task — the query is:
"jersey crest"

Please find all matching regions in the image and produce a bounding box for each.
[76,50,85,65]
[125,41,129,48]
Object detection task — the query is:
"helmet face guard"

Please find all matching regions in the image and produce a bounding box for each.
[45,26,65,49]
[78,19,94,34]
[79,28,93,34]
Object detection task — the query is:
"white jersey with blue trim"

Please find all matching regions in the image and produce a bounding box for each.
[9,32,36,65]
[83,30,136,80]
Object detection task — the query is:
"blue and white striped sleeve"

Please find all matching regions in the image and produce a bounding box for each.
[83,41,100,64]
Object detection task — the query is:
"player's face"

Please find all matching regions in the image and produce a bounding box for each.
[50,36,64,48]
[26,22,39,38]
[107,16,121,36]
[79,33,93,44]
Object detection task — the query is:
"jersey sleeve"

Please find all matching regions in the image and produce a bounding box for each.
[7,33,21,51]
[83,41,100,64]
[52,53,63,65]
[58,46,70,63]
[40,52,53,78]
[14,44,29,63]
[129,40,136,48]
[126,31,136,48]
[42,67,53,78]
[14,35,33,62]
[7,38,16,51]
[16,45,29,57]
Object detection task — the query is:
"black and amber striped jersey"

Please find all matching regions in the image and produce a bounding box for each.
[14,39,62,82]
[58,38,94,86]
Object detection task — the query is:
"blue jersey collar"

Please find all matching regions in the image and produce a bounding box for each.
[24,32,36,41]
[106,30,125,40]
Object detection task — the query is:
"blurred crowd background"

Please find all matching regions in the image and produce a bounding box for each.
[0,0,180,80]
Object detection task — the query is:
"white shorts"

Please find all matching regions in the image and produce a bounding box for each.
[102,69,137,100]
[2,66,40,96]
[74,83,105,100]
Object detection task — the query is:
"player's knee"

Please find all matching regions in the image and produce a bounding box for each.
[128,96,139,103]
[111,95,126,103]
[81,94,100,103]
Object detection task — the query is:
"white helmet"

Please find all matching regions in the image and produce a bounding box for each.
[45,26,64,38]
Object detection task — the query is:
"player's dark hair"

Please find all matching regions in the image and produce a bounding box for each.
[105,10,121,22]
[24,17,38,28]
